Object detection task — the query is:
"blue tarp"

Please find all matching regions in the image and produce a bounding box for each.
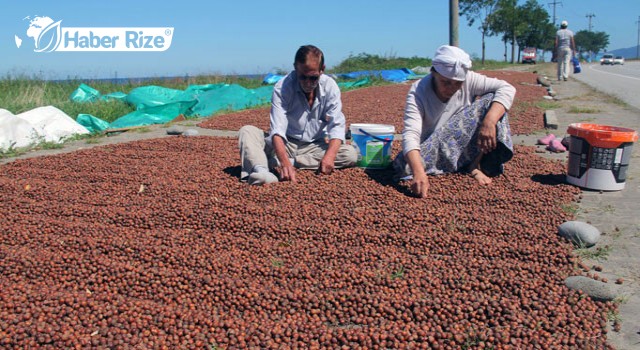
[261,68,421,85]
[263,73,285,84]
[338,68,419,83]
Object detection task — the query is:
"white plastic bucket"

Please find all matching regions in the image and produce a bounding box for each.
[566,123,638,191]
[350,123,395,169]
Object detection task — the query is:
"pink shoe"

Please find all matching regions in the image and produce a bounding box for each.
[537,133,556,145]
[547,139,567,153]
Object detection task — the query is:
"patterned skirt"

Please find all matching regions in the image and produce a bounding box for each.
[394,93,513,179]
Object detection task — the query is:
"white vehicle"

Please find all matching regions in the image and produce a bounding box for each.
[600,54,614,65]
[614,56,625,65]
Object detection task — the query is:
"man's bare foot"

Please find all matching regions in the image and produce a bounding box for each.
[470,169,492,185]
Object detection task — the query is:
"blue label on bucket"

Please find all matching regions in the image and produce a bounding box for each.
[352,133,393,168]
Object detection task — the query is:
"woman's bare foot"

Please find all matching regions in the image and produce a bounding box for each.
[470,169,492,185]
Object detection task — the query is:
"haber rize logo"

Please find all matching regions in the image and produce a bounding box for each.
[15,15,174,53]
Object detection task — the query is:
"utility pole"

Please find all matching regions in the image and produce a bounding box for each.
[450,0,459,47]
[586,13,595,31]
[637,16,640,59]
[584,14,595,62]
[548,0,562,26]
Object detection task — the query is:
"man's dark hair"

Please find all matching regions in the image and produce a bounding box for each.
[560,24,568,29]
[295,45,324,68]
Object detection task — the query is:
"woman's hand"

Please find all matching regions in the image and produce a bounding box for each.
[411,172,430,198]
[478,120,497,154]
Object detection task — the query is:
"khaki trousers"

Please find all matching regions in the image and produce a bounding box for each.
[238,125,357,180]
[557,47,572,80]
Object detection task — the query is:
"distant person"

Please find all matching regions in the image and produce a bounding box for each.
[393,45,516,198]
[238,45,357,185]
[555,20,576,81]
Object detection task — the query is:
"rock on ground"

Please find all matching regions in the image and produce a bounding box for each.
[565,276,617,302]
[558,221,601,247]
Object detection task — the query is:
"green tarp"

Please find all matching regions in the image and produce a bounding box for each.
[190,85,273,117]
[70,84,100,103]
[124,85,196,110]
[337,77,371,89]
[76,114,110,133]
[71,77,373,132]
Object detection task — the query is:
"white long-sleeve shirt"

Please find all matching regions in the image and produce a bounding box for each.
[267,72,346,147]
[402,71,516,155]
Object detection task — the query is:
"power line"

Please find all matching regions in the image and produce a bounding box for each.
[548,0,562,26]
[586,13,595,32]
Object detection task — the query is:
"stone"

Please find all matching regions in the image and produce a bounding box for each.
[182,129,199,137]
[558,221,601,247]
[565,276,617,302]
[544,110,559,130]
[166,126,184,135]
[537,75,551,87]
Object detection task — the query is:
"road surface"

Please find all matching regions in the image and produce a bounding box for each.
[573,61,640,110]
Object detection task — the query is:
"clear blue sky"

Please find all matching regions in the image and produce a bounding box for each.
[1,0,638,80]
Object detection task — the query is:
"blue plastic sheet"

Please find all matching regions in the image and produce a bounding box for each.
[262,73,285,85]
[338,68,417,83]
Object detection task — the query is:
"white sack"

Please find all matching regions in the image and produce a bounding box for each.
[15,106,89,143]
[0,109,40,149]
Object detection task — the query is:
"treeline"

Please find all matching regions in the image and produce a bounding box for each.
[460,0,609,62]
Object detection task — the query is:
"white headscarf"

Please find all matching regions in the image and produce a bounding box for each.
[432,45,472,81]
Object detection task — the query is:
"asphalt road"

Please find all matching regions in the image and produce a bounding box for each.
[573,61,640,110]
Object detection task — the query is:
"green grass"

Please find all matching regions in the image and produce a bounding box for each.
[0,144,26,159]
[391,265,405,280]
[0,73,270,125]
[568,106,601,114]
[133,127,152,133]
[0,135,77,159]
[535,100,562,110]
[34,140,65,150]
[85,138,101,145]
[575,245,612,262]
[329,52,513,74]
[613,294,630,305]
[607,309,622,323]
[472,59,515,71]
[561,203,579,216]
[603,94,627,107]
[329,52,432,73]
[271,258,284,268]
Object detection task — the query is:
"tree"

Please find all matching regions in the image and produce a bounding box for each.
[515,0,554,62]
[538,23,557,60]
[460,0,499,64]
[487,0,526,63]
[575,30,610,57]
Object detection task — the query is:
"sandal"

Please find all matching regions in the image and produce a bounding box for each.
[537,133,556,145]
[547,139,567,153]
